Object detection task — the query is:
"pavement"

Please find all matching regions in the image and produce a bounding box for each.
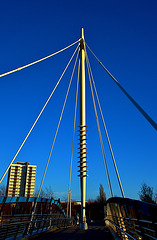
[28,225,116,240]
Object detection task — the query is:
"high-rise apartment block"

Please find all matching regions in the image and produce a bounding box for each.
[6,162,36,197]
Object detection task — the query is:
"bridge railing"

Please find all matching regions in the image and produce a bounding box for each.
[105,197,157,240]
[0,196,73,239]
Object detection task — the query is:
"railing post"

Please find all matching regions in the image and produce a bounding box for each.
[0,196,7,216]
[15,197,29,238]
[41,199,49,231]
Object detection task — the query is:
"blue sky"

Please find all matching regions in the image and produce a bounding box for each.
[0,0,156,201]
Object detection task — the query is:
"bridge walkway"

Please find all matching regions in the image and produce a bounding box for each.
[28,225,115,240]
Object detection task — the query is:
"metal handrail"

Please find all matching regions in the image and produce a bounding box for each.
[0,216,72,239]
[106,197,157,240]
[105,218,137,240]
[106,215,157,240]
[0,196,73,239]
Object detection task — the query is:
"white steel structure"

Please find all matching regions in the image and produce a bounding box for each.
[78,28,88,230]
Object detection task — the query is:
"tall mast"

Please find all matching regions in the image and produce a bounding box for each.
[78,28,88,230]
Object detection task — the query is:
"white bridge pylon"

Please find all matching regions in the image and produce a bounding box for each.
[78,28,88,230]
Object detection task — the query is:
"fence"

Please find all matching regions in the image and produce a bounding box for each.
[0,196,72,239]
[105,197,157,240]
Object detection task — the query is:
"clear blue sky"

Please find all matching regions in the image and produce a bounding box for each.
[0,0,156,201]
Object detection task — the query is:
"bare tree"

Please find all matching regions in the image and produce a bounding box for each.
[45,185,54,199]
[35,185,54,199]
[97,184,106,205]
[34,188,45,198]
[138,183,155,204]
[0,185,6,196]
[154,188,157,203]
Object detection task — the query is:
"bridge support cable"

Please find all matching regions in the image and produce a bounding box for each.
[0,39,80,78]
[85,52,113,198]
[86,43,157,132]
[0,44,79,185]
[85,51,125,198]
[27,48,80,232]
[67,59,80,217]
[38,49,80,198]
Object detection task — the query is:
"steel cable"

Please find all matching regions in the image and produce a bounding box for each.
[86,43,157,131]
[85,49,125,198]
[86,51,113,198]
[67,59,80,216]
[38,49,80,197]
[0,44,79,184]
[0,39,80,78]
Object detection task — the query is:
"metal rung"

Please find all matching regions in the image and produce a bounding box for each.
[78,174,88,178]
[77,170,88,173]
[77,160,88,162]
[78,142,87,145]
[78,138,88,141]
[77,159,88,163]
[77,156,87,158]
[77,161,88,167]
[78,134,88,136]
[78,129,88,132]
[78,151,88,154]
[78,150,87,153]
[78,125,87,128]
[78,158,87,161]
[77,165,88,168]
[77,147,87,150]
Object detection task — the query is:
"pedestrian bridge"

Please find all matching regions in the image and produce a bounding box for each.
[0,28,156,239]
[0,195,156,239]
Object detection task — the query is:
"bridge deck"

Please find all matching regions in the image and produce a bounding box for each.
[29,225,115,240]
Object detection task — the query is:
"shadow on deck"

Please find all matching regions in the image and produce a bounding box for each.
[26,225,116,240]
